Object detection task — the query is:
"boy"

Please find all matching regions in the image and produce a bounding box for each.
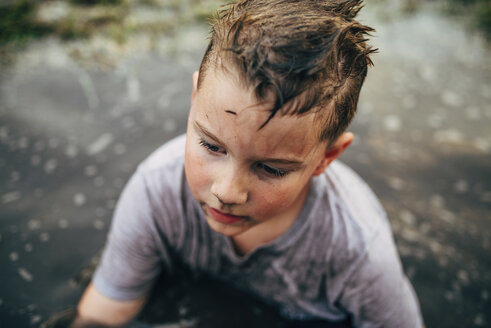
[75,0,423,327]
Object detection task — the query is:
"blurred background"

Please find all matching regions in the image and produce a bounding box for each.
[0,0,490,327]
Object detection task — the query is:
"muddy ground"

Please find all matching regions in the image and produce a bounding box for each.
[0,2,490,327]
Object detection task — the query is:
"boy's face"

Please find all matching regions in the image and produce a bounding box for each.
[184,68,341,240]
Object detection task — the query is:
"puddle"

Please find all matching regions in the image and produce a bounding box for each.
[0,2,490,328]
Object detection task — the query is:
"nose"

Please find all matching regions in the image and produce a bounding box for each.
[210,164,248,205]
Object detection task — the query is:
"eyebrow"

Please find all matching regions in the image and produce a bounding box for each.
[195,120,222,144]
[193,120,305,167]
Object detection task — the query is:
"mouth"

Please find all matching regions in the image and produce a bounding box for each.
[207,207,245,225]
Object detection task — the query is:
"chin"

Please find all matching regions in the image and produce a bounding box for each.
[205,216,251,237]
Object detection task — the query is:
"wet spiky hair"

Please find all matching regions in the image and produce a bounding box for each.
[198,0,376,143]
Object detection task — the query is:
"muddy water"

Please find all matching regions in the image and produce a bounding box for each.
[0,3,490,328]
[349,6,491,327]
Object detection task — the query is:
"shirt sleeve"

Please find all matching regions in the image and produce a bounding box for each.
[92,168,164,301]
[338,227,424,328]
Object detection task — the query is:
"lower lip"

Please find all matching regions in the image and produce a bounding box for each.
[208,208,244,224]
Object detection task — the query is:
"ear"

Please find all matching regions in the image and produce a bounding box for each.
[191,71,199,101]
[312,132,354,176]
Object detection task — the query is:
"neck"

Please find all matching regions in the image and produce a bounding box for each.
[231,182,311,256]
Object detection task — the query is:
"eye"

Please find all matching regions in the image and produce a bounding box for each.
[199,139,223,154]
[256,163,289,178]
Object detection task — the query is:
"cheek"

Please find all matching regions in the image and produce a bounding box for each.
[252,183,299,216]
[185,145,211,198]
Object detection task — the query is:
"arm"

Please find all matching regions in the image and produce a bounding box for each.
[71,170,164,327]
[73,282,147,327]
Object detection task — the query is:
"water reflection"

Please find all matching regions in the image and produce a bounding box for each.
[0,1,490,327]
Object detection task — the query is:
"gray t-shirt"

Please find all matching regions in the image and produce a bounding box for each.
[93,135,423,327]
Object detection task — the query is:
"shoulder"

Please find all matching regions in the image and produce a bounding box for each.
[106,134,196,259]
[322,160,387,226]
[315,163,423,327]
[108,134,187,226]
[308,161,396,285]
[135,134,187,197]
[315,160,390,251]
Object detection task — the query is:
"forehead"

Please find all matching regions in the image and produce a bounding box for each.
[195,68,325,160]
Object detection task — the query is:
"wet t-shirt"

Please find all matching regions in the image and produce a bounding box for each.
[93,135,423,328]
